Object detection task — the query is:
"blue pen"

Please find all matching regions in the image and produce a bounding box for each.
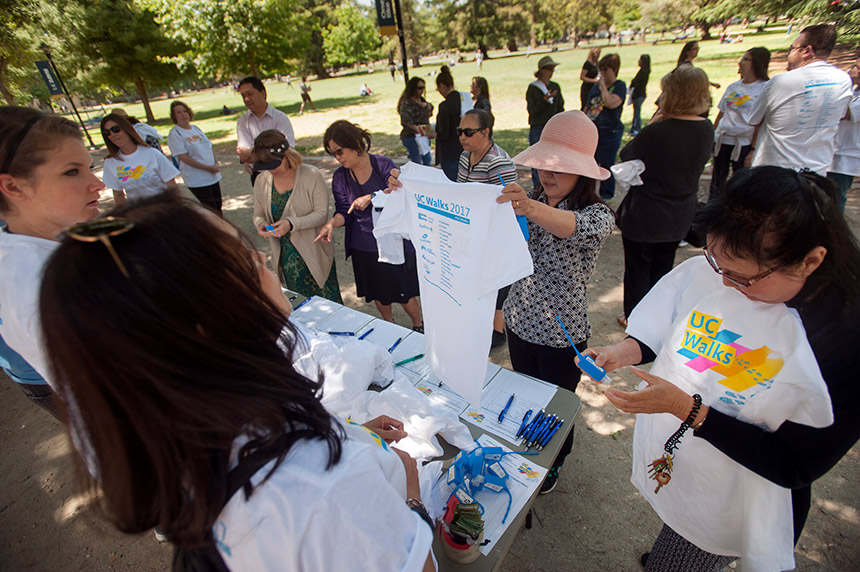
[539,419,565,451]
[532,414,557,448]
[497,173,530,241]
[498,393,515,423]
[556,316,612,384]
[516,409,533,438]
[527,414,555,449]
[293,297,311,310]
[388,337,402,353]
[357,328,374,340]
[519,410,541,443]
[328,331,355,336]
[523,410,545,443]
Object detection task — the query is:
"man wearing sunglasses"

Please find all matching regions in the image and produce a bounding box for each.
[747,24,852,175]
[236,76,295,185]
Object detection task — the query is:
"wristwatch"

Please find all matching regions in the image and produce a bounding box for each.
[406,498,434,528]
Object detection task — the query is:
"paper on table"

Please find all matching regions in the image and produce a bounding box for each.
[316,306,375,335]
[413,375,471,415]
[432,434,547,556]
[484,362,501,387]
[289,296,342,329]
[389,330,425,360]
[460,368,557,445]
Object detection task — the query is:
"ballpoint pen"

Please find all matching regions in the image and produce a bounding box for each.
[527,414,554,449]
[531,414,557,448]
[394,354,424,367]
[539,419,564,451]
[293,297,311,310]
[357,328,373,340]
[328,331,355,336]
[522,410,545,443]
[498,393,514,423]
[516,409,533,438]
[388,337,402,353]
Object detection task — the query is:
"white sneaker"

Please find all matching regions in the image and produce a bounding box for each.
[154,528,168,542]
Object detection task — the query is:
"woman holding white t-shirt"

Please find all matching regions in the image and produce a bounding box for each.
[39,196,436,571]
[0,106,104,416]
[168,101,223,214]
[100,113,179,207]
[710,47,770,199]
[580,167,860,571]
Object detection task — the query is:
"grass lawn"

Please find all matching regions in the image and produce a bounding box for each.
[105,23,802,159]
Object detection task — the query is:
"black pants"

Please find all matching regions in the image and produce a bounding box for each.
[623,238,679,318]
[506,326,584,469]
[710,143,751,201]
[188,182,223,214]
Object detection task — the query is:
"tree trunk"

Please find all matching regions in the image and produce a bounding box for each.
[0,57,15,105]
[133,76,155,123]
[528,0,538,49]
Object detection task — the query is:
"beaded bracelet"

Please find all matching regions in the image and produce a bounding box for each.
[663,393,702,454]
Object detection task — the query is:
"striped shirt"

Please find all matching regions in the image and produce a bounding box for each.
[457,143,517,185]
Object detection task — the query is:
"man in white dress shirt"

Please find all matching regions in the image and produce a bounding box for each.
[235,76,295,184]
[747,25,852,175]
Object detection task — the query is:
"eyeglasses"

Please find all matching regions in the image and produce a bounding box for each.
[63,217,134,278]
[102,125,122,138]
[788,44,808,53]
[327,146,346,158]
[457,127,484,137]
[702,245,782,288]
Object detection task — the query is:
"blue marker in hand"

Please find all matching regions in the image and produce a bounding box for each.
[556,316,612,384]
[497,173,529,241]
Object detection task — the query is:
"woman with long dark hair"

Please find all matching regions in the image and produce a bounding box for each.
[629,54,651,135]
[496,111,615,493]
[397,77,434,166]
[39,196,435,570]
[435,66,464,181]
[710,47,770,199]
[100,113,179,207]
[583,167,860,571]
[471,76,491,112]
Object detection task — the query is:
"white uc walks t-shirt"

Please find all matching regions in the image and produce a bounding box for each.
[215,420,433,571]
[373,163,533,406]
[168,125,221,188]
[715,79,766,146]
[101,145,180,201]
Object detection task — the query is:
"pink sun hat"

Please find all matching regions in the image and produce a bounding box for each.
[512,111,610,180]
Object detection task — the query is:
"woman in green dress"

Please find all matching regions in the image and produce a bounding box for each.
[252,130,342,302]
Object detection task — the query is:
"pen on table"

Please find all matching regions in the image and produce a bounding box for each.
[357,328,374,340]
[532,414,557,448]
[527,414,554,449]
[522,410,544,443]
[498,393,515,423]
[328,331,355,336]
[293,297,311,310]
[516,409,533,438]
[288,295,298,302]
[388,337,402,353]
[394,353,424,367]
[539,419,564,451]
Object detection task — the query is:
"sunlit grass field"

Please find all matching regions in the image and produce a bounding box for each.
[104,24,800,158]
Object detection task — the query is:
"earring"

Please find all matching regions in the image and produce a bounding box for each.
[357,151,362,156]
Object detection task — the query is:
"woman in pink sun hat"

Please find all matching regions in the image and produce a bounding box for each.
[496,110,616,493]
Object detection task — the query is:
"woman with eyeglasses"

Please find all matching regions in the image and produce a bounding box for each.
[315,120,423,331]
[38,195,435,571]
[0,106,105,416]
[100,113,179,207]
[397,77,434,166]
[251,129,341,303]
[580,167,860,571]
[710,47,771,200]
[616,65,714,327]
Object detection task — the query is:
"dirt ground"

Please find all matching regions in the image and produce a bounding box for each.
[1,148,858,571]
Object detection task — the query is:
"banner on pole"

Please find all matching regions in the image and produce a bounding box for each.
[36,61,64,97]
[375,0,397,36]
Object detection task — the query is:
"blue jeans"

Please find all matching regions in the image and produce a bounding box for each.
[528,125,545,191]
[441,159,459,181]
[631,97,645,133]
[402,137,432,166]
[826,171,852,212]
[595,125,624,199]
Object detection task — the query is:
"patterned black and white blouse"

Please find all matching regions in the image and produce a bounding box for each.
[502,195,614,347]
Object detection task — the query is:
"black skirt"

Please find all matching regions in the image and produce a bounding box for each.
[350,248,420,305]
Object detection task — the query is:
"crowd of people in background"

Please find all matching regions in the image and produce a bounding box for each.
[1,21,859,572]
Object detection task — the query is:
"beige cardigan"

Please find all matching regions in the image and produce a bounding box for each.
[252,164,334,289]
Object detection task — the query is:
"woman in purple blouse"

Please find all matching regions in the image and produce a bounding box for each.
[315,121,423,330]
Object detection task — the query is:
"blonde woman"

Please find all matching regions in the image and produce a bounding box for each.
[252,130,341,302]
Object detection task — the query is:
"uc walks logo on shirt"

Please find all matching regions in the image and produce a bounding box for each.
[677,311,784,402]
[725,92,752,107]
[116,165,146,182]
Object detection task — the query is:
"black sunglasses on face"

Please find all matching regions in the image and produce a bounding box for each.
[457,127,483,137]
[102,125,122,138]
